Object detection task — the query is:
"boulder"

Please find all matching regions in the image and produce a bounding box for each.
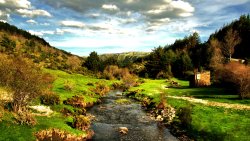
[119,127,128,134]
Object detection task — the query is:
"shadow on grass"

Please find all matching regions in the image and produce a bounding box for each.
[189,128,228,141]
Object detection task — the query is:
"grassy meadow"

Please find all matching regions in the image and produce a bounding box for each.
[0,69,115,140]
[129,78,250,141]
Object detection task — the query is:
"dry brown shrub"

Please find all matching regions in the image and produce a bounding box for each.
[14,110,37,126]
[90,82,110,96]
[73,115,91,131]
[217,62,250,99]
[35,128,93,141]
[63,95,93,108]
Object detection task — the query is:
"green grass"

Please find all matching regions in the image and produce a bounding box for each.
[45,69,115,102]
[129,78,250,141]
[130,78,250,105]
[0,69,116,140]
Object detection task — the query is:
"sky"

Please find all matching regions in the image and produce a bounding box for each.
[0,0,249,56]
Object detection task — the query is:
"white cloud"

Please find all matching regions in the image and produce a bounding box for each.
[26,19,37,24]
[102,4,119,11]
[0,0,31,9]
[170,0,195,13]
[60,20,85,28]
[179,12,193,17]
[29,30,43,36]
[17,9,52,18]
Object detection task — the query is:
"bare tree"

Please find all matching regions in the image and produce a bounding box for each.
[222,28,241,61]
[209,38,223,69]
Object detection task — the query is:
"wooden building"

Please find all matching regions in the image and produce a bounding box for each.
[189,71,211,87]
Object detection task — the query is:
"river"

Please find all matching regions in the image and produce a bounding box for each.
[88,90,178,141]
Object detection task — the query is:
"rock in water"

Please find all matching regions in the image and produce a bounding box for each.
[119,127,128,134]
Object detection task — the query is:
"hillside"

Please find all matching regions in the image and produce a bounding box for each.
[0,22,83,72]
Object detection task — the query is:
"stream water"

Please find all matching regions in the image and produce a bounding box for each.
[88,90,178,141]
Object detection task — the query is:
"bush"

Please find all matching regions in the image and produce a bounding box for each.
[61,107,86,116]
[40,93,60,105]
[216,62,250,99]
[35,128,93,141]
[63,95,94,108]
[90,82,110,96]
[175,106,192,128]
[73,115,91,131]
[112,82,127,91]
[14,110,37,126]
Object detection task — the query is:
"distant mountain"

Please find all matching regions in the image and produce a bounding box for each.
[99,52,150,67]
[0,22,83,71]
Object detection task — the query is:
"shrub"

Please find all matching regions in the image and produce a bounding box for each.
[216,62,250,99]
[40,93,60,105]
[35,128,93,141]
[14,110,37,126]
[90,82,110,96]
[64,96,86,108]
[73,115,91,131]
[112,82,127,91]
[122,73,138,88]
[61,107,86,116]
[175,106,192,129]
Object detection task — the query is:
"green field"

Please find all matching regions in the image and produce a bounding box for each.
[129,78,250,141]
[0,69,115,140]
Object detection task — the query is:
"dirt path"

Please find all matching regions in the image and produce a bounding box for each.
[167,95,250,110]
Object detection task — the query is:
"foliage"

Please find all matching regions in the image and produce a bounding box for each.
[40,93,60,105]
[0,54,53,112]
[66,56,82,71]
[72,115,91,131]
[216,62,250,99]
[14,110,37,126]
[84,51,102,72]
[63,95,93,108]
[175,106,192,128]
[90,82,110,96]
[35,128,92,141]
[221,28,241,61]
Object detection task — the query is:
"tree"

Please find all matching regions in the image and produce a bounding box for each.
[0,54,52,112]
[222,28,241,61]
[66,56,82,71]
[84,51,102,72]
[208,38,223,69]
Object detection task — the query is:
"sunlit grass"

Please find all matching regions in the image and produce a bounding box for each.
[129,78,250,140]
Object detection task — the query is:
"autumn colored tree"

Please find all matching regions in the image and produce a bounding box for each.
[0,54,53,112]
[66,56,82,71]
[221,28,241,61]
[208,38,223,69]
